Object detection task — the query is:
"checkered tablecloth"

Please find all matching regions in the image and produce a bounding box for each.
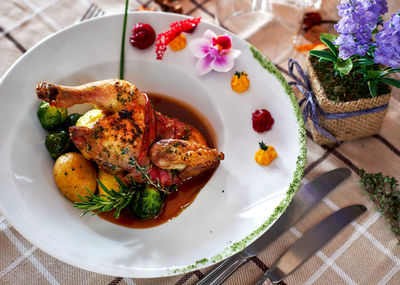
[1,0,400,284]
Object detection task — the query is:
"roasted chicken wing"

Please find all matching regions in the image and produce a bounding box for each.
[150,139,224,179]
[36,79,224,186]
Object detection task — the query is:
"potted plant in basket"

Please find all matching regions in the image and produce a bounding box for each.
[303,0,400,145]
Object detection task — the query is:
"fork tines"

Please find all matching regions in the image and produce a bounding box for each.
[80,3,105,22]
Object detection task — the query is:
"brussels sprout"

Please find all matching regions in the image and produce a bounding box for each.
[65,113,82,128]
[131,186,164,220]
[37,101,68,131]
[45,130,70,159]
[59,113,82,153]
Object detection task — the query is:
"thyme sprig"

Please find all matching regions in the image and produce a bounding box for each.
[74,177,138,219]
[121,147,176,194]
[359,169,400,243]
[128,155,175,194]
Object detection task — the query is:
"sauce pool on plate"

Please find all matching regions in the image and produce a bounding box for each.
[99,92,218,228]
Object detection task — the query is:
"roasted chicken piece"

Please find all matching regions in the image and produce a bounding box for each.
[150,139,224,179]
[36,79,224,186]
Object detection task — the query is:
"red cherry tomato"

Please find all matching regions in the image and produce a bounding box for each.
[130,23,156,49]
[252,109,274,132]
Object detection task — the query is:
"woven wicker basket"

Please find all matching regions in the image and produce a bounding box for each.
[305,56,392,145]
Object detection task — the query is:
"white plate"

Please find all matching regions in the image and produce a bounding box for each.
[0,12,306,277]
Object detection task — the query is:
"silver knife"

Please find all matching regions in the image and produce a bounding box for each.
[254,204,366,285]
[196,168,351,285]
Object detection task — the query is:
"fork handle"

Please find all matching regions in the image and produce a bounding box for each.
[196,252,249,285]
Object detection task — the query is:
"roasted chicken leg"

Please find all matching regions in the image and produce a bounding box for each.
[36,79,224,186]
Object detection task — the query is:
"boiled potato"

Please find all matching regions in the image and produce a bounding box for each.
[54,152,97,202]
[75,109,105,160]
[76,108,105,128]
[98,169,121,197]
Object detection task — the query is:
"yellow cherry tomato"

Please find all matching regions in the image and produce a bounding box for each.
[255,141,277,166]
[169,33,187,51]
[231,71,250,93]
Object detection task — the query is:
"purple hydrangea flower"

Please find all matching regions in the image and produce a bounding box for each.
[374,11,400,68]
[334,0,388,59]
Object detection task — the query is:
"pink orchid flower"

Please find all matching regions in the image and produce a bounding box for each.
[189,30,241,75]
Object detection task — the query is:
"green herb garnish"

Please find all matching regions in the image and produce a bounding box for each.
[128,155,175,194]
[359,169,400,243]
[74,177,138,219]
[258,141,269,151]
[74,147,177,218]
[234,71,246,78]
[121,147,175,194]
[119,0,129,79]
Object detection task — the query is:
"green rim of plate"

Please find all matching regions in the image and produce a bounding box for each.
[172,46,307,275]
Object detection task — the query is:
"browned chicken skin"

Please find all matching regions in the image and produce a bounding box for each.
[36,79,224,186]
[150,139,224,179]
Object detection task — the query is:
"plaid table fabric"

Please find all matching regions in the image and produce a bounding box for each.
[1,1,400,284]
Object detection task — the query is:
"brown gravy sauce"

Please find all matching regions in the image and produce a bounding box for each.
[98,93,218,228]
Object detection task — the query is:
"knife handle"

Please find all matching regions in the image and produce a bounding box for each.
[196,252,248,285]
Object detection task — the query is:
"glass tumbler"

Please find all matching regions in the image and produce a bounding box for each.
[216,0,322,64]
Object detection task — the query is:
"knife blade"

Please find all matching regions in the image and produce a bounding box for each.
[196,168,351,285]
[254,204,366,285]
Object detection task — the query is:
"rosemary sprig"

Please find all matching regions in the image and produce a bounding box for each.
[74,146,177,218]
[74,177,138,219]
[359,169,400,243]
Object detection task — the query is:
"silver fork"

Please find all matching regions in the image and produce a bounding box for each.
[80,3,105,22]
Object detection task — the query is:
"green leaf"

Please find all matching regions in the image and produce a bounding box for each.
[309,50,337,62]
[365,70,381,80]
[319,33,337,42]
[380,68,400,77]
[353,58,376,66]
[371,26,379,36]
[368,80,377,97]
[357,68,367,76]
[379,77,400,88]
[335,58,353,75]
[318,58,331,63]
[320,37,338,57]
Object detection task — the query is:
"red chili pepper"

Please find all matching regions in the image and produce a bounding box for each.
[156,17,201,60]
[252,109,274,133]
